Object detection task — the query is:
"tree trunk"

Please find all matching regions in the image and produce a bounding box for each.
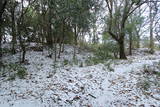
[54,37,57,62]
[11,8,16,54]
[137,34,140,48]
[73,25,77,60]
[22,46,26,63]
[46,1,53,46]
[0,0,7,65]
[149,18,154,54]
[62,42,65,53]
[58,37,62,58]
[129,33,132,55]
[0,26,2,58]
[58,20,65,58]
[118,39,127,59]
[149,3,154,54]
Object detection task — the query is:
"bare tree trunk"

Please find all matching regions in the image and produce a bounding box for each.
[0,0,7,65]
[149,5,154,54]
[136,31,140,48]
[73,25,77,60]
[54,37,57,62]
[129,33,132,55]
[62,42,65,53]
[58,20,65,58]
[11,7,16,54]
[22,45,26,63]
[119,40,127,59]
[46,1,53,46]
[18,0,26,63]
[0,27,2,58]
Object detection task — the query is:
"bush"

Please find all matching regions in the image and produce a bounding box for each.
[85,56,104,66]
[140,80,151,91]
[63,59,69,65]
[95,42,119,59]
[16,67,27,79]
[2,48,11,54]
[2,63,27,80]
[84,42,119,66]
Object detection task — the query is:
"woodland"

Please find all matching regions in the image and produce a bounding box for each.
[0,0,160,106]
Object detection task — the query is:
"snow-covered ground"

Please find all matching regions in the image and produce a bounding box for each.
[0,46,160,107]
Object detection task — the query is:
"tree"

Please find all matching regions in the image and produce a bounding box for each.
[9,0,18,54]
[126,13,144,55]
[0,0,7,65]
[16,0,36,63]
[105,0,148,59]
[148,1,158,53]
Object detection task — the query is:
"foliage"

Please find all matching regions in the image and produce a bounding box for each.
[94,42,119,60]
[138,78,151,91]
[85,56,104,66]
[63,59,69,66]
[137,63,160,93]
[1,63,27,80]
[2,48,11,54]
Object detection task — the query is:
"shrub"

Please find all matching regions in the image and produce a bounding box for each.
[104,61,114,72]
[91,41,119,62]
[85,56,104,66]
[136,75,151,92]
[63,59,69,65]
[8,74,16,81]
[141,80,151,91]
[2,48,11,54]
[16,67,27,79]
[2,63,27,80]
[84,42,118,66]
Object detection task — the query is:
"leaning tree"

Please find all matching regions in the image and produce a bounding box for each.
[104,0,158,59]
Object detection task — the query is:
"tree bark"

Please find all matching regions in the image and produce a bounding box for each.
[46,1,53,46]
[149,7,154,54]
[22,45,26,63]
[73,25,78,60]
[118,38,127,59]
[54,37,57,62]
[11,7,16,54]
[129,33,132,55]
[136,31,140,48]
[58,20,65,58]
[0,0,7,65]
[0,26,2,58]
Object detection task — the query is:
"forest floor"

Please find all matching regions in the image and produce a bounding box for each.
[0,44,160,107]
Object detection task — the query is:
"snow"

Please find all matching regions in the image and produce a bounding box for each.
[0,46,160,107]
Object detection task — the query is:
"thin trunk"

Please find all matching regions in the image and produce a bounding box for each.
[0,26,2,58]
[149,9,154,53]
[129,33,132,55]
[62,42,65,53]
[73,26,77,60]
[11,8,16,54]
[136,31,140,48]
[46,2,53,46]
[58,21,65,58]
[41,3,46,46]
[0,0,7,65]
[54,37,57,62]
[19,0,26,63]
[22,46,26,63]
[58,35,62,59]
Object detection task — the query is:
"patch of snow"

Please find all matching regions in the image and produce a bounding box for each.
[0,46,160,107]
